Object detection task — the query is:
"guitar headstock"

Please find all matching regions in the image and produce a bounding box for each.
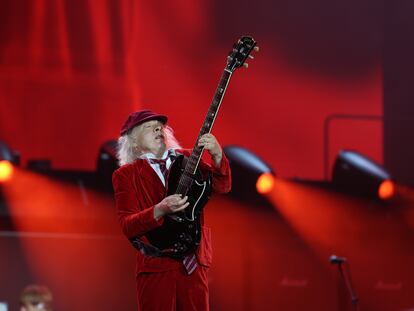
[226,36,258,72]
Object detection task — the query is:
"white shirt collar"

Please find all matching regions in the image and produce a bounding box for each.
[140,148,176,160]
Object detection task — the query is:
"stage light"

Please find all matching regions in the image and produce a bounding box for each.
[27,159,51,171]
[0,140,19,182]
[256,173,275,194]
[332,150,394,200]
[96,140,118,189]
[378,180,395,200]
[223,145,275,203]
[0,160,13,182]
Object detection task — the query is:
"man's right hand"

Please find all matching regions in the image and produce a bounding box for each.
[154,194,189,220]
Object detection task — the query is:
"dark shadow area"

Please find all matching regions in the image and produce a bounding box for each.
[211,0,384,78]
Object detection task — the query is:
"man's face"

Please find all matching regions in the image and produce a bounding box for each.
[133,120,166,157]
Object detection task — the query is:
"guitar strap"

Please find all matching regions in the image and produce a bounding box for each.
[129,235,198,274]
[129,236,164,257]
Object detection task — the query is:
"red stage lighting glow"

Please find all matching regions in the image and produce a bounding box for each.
[378,179,395,200]
[256,173,275,194]
[0,160,13,182]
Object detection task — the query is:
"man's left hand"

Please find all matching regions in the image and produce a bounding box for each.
[198,133,223,168]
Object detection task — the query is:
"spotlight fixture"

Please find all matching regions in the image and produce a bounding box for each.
[332,150,395,200]
[96,140,118,189]
[0,160,13,182]
[256,172,275,194]
[0,140,19,182]
[223,145,275,203]
[27,159,52,171]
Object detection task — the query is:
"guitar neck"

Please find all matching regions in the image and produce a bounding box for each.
[176,69,232,193]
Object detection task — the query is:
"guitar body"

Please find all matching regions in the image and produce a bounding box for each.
[146,155,212,258]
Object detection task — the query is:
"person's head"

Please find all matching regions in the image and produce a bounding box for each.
[20,285,52,311]
[117,109,181,165]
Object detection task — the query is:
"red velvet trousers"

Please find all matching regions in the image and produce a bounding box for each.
[136,265,209,311]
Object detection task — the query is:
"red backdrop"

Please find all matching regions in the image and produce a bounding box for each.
[0,0,382,178]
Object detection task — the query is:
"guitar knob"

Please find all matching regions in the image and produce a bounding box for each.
[243,63,249,68]
[248,55,254,59]
[254,46,260,52]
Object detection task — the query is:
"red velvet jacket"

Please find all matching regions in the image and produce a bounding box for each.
[112,149,231,274]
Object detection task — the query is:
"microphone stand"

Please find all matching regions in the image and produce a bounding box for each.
[332,256,359,311]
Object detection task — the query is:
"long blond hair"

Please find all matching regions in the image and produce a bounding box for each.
[116,124,181,166]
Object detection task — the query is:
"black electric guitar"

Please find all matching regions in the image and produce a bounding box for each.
[144,36,258,258]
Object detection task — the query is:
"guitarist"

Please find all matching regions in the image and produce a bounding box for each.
[112,109,231,311]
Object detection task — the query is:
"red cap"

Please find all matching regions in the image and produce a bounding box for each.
[120,109,168,136]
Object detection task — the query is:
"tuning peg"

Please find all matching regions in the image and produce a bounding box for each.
[254,46,260,52]
[243,63,249,68]
[248,55,254,59]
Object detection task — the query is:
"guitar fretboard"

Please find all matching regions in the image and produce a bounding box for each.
[176,69,232,195]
